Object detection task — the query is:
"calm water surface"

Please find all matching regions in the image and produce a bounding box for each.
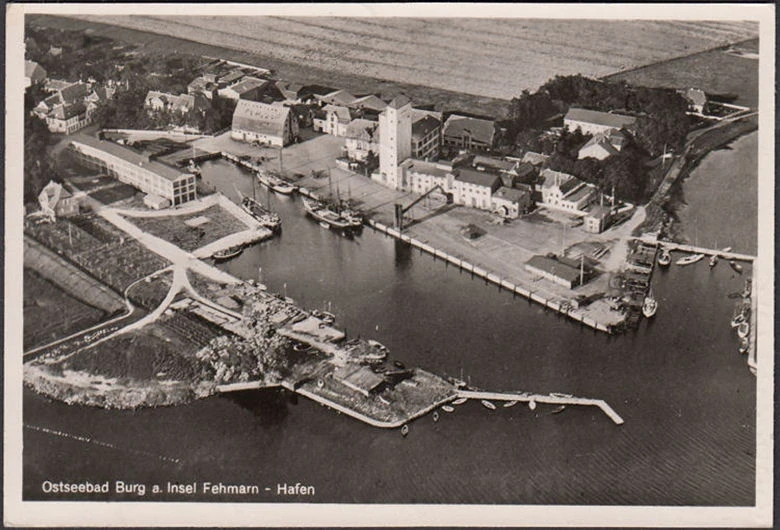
[24,141,757,505]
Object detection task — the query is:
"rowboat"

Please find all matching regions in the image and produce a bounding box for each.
[441,405,455,413]
[730,260,744,274]
[676,253,705,266]
[452,397,468,405]
[401,424,409,437]
[212,245,243,262]
[481,400,496,410]
[503,400,518,408]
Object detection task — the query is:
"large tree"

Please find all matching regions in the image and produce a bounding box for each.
[23,84,55,203]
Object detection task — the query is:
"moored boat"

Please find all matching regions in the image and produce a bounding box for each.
[503,400,518,408]
[401,424,409,437]
[737,322,750,339]
[441,405,455,413]
[302,197,354,231]
[550,392,573,399]
[528,400,537,411]
[642,292,658,318]
[657,249,672,267]
[551,405,567,414]
[432,411,439,422]
[730,260,744,274]
[262,173,297,195]
[212,245,243,262]
[241,196,281,231]
[481,400,496,410]
[676,253,705,266]
[452,397,468,405]
[739,338,749,354]
[709,254,718,267]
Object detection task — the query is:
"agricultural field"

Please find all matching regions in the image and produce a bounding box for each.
[605,40,760,108]
[58,15,757,101]
[23,269,107,350]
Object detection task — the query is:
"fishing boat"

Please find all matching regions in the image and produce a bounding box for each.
[212,245,243,262]
[709,254,719,267]
[642,292,658,318]
[401,424,409,437]
[737,322,750,339]
[241,196,281,231]
[676,253,705,266]
[739,338,750,354]
[441,405,455,413]
[730,260,744,274]
[503,400,518,408]
[302,197,353,231]
[262,173,297,195]
[657,249,672,267]
[481,400,496,410]
[452,397,468,405]
[432,411,439,422]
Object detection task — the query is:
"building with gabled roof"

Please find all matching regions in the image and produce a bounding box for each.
[145,91,205,115]
[344,119,380,162]
[316,89,356,107]
[539,168,596,213]
[564,107,636,136]
[34,82,92,134]
[442,114,496,151]
[231,99,298,147]
[320,104,353,136]
[348,94,387,113]
[491,186,532,218]
[525,255,590,289]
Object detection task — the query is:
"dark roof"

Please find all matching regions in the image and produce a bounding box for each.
[540,169,579,194]
[455,168,501,188]
[297,84,338,100]
[59,82,88,105]
[70,134,191,182]
[228,77,267,95]
[345,119,379,142]
[349,94,387,112]
[521,151,549,166]
[52,102,86,120]
[442,114,496,146]
[472,155,515,172]
[411,114,440,139]
[526,255,581,284]
[564,108,636,130]
[493,186,529,203]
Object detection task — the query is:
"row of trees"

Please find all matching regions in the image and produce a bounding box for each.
[506,74,690,158]
[24,85,55,203]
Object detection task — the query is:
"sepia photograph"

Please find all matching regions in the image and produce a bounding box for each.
[4,3,774,527]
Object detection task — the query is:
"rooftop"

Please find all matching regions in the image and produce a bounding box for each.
[387,94,411,109]
[70,134,191,182]
[232,99,291,137]
[493,186,530,203]
[411,114,441,139]
[564,108,637,130]
[455,167,502,188]
[349,94,388,112]
[472,155,516,172]
[521,151,549,166]
[345,118,379,142]
[442,114,496,145]
[526,255,582,284]
[540,168,578,192]
[228,76,267,95]
[565,183,595,202]
[403,159,452,179]
[323,104,352,124]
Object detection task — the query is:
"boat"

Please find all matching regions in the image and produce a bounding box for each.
[709,254,719,267]
[503,400,518,408]
[481,400,496,410]
[317,379,324,389]
[452,397,468,405]
[642,292,658,318]
[401,424,409,437]
[550,392,573,399]
[657,249,672,267]
[441,405,455,413]
[260,172,297,195]
[739,338,749,354]
[737,322,750,339]
[730,260,744,274]
[730,313,746,328]
[528,400,537,411]
[551,405,567,414]
[721,246,732,253]
[676,253,705,266]
[212,245,243,262]
[432,411,439,422]
[319,221,329,230]
[742,279,752,298]
[302,197,354,231]
[241,196,281,231]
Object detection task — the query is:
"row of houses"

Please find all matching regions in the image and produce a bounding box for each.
[32,79,117,135]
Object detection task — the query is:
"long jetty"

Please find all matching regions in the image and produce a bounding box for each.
[366,219,614,334]
[638,238,756,262]
[457,390,625,425]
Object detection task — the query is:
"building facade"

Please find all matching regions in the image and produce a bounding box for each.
[377,95,412,190]
[69,136,197,206]
[411,114,441,161]
[344,119,379,162]
[231,100,298,147]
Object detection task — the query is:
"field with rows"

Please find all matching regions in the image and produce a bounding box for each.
[62,15,757,100]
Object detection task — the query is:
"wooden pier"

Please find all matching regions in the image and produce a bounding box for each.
[636,238,756,262]
[456,390,625,425]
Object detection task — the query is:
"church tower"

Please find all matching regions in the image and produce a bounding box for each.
[378,95,412,190]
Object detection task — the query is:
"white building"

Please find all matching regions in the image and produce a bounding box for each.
[344,119,379,162]
[539,169,596,213]
[231,100,298,147]
[564,108,636,136]
[69,136,197,206]
[377,95,412,190]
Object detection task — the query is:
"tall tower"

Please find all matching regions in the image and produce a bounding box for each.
[378,95,412,190]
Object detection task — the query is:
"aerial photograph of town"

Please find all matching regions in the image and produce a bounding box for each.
[8,4,772,527]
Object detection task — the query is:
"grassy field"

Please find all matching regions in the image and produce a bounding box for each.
[129,204,248,252]
[23,269,107,350]
[41,15,757,100]
[605,40,759,108]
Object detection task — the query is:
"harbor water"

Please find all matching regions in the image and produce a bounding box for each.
[23,142,757,505]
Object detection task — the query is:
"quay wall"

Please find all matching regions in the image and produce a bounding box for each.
[365,219,613,335]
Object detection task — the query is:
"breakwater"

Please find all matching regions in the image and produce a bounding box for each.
[365,219,614,334]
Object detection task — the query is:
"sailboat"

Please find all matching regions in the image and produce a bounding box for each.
[237,178,281,232]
